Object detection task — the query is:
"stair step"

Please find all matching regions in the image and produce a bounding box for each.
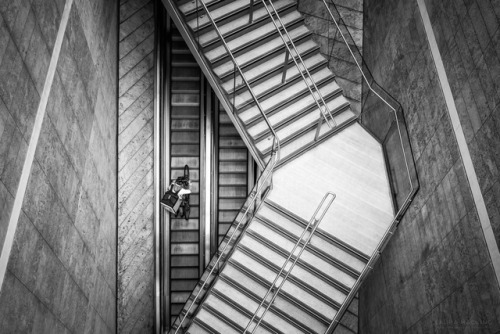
[239,232,348,306]
[211,279,278,333]
[213,25,310,78]
[219,137,246,148]
[172,131,200,144]
[196,307,240,334]
[219,161,247,173]
[214,272,317,333]
[230,249,337,319]
[249,88,344,154]
[223,261,333,329]
[219,198,246,210]
[263,201,369,269]
[233,53,327,110]
[204,295,254,330]
[248,218,357,289]
[222,40,319,94]
[219,148,247,161]
[219,174,248,186]
[205,11,302,63]
[197,0,296,49]
[247,81,343,140]
[178,0,221,17]
[217,269,323,334]
[239,67,333,123]
[187,321,212,334]
[256,101,353,155]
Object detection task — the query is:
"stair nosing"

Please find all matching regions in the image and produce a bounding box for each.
[265,199,370,261]
[223,260,332,325]
[236,242,343,311]
[247,219,355,291]
[199,2,297,51]
[233,59,329,112]
[208,17,305,65]
[213,28,312,78]
[209,290,283,334]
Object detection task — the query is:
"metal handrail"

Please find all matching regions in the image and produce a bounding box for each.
[196,0,281,163]
[172,0,285,331]
[245,192,337,333]
[320,0,414,191]
[317,1,419,332]
[173,150,278,333]
[261,0,337,128]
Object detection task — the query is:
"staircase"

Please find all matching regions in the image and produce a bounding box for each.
[170,0,357,166]
[161,0,397,332]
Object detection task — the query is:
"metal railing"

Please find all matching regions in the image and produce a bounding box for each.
[172,149,277,333]
[259,0,337,136]
[170,1,283,331]
[245,192,336,333]
[309,1,419,332]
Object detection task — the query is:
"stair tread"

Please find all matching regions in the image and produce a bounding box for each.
[213,25,310,78]
[198,0,296,47]
[233,53,328,110]
[248,83,344,141]
[196,308,240,334]
[205,11,302,62]
[218,266,328,333]
[239,232,349,305]
[222,40,319,94]
[261,202,367,272]
[179,0,220,16]
[248,218,357,289]
[239,68,334,123]
[256,102,354,154]
[230,249,337,318]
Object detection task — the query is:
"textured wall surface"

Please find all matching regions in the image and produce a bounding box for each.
[423,0,500,263]
[0,0,118,332]
[117,0,155,332]
[360,0,500,333]
[297,0,363,112]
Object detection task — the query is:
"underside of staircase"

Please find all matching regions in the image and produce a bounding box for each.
[161,0,397,333]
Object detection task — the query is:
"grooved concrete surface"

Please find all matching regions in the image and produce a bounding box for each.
[361,0,500,333]
[297,0,363,113]
[0,0,118,332]
[118,0,155,332]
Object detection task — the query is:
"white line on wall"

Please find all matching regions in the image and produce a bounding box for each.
[417,0,500,286]
[0,0,74,291]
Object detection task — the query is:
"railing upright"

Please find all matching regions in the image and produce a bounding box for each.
[261,0,337,130]
[245,192,337,334]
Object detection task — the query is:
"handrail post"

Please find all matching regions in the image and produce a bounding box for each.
[249,0,255,23]
[246,192,336,333]
[281,48,289,84]
[314,114,323,141]
[261,0,335,128]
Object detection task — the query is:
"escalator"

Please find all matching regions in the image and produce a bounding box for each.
[215,101,250,247]
[165,23,252,329]
[168,27,202,325]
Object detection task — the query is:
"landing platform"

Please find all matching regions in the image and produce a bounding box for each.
[268,122,395,256]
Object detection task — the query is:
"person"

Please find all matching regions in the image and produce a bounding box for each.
[160,165,191,220]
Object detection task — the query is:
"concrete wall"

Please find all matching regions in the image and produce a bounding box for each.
[360,0,500,332]
[0,0,117,332]
[118,0,156,332]
[297,0,363,112]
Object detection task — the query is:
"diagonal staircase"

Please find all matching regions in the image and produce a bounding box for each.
[161,0,403,333]
[169,0,357,167]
